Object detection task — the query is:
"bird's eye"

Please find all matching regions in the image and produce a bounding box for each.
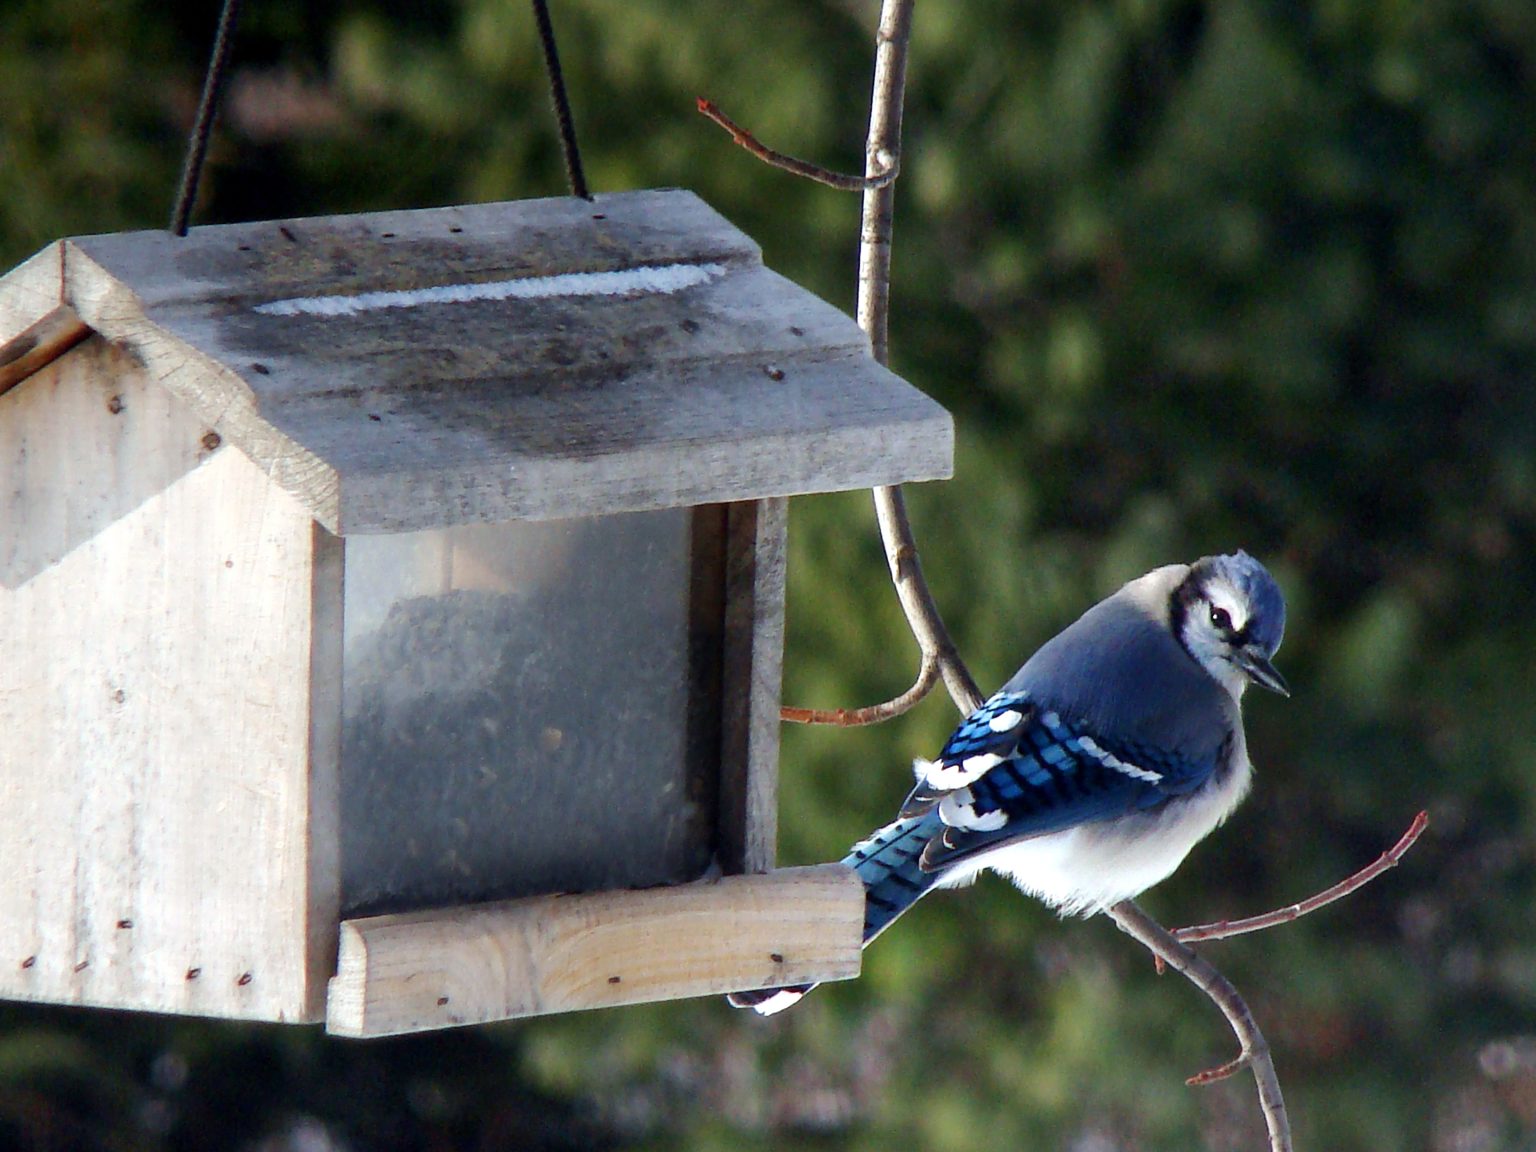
[1209,605,1233,633]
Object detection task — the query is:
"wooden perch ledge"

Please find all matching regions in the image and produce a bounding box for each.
[326,863,864,1038]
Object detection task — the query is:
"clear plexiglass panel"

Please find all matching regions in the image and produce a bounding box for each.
[340,508,720,916]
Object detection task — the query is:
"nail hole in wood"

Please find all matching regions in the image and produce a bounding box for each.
[106,395,123,414]
[201,432,221,452]
[116,919,133,930]
[185,968,201,980]
[237,972,253,986]
[436,996,450,1006]
[21,956,35,970]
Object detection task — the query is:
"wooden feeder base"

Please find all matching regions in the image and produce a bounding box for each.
[325,863,863,1037]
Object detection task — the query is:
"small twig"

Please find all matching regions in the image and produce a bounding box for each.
[532,0,590,199]
[1175,810,1430,945]
[782,654,939,726]
[1187,1051,1253,1087]
[696,99,898,191]
[1108,901,1292,1152]
[169,0,244,235]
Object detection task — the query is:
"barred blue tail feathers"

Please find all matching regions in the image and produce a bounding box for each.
[725,815,942,1014]
[847,814,943,943]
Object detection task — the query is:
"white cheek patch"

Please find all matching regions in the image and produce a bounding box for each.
[938,789,1009,832]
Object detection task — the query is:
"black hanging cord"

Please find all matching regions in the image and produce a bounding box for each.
[531,0,590,199]
[170,0,245,236]
[169,0,587,225]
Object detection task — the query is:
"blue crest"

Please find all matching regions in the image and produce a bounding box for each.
[1208,550,1286,656]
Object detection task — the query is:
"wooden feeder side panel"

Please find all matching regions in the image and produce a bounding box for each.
[0,337,337,1021]
[717,497,787,875]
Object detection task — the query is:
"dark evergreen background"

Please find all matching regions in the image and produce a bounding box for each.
[3,1,1535,1148]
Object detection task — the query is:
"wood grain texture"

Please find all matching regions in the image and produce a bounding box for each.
[717,498,788,874]
[61,243,342,530]
[0,244,63,335]
[304,523,345,1011]
[0,338,335,1021]
[325,863,863,1037]
[33,189,951,533]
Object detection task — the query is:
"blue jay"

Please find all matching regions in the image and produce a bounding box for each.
[730,552,1288,1015]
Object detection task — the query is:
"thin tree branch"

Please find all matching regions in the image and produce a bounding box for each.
[871,486,983,712]
[796,6,1302,1147]
[856,0,912,366]
[697,99,898,190]
[774,0,974,724]
[1108,900,1292,1152]
[781,654,939,726]
[1174,810,1430,945]
[850,7,1292,1148]
[856,0,984,718]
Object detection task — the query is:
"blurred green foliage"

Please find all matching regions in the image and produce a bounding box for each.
[4,0,1536,1148]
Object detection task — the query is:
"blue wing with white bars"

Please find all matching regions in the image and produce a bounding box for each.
[901,689,1225,874]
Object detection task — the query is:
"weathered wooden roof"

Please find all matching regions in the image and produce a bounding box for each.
[0,190,951,533]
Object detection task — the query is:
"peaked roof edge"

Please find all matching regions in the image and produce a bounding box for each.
[0,193,954,535]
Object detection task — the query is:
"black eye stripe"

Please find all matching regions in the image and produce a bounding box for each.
[1208,604,1250,643]
[1170,569,1262,668]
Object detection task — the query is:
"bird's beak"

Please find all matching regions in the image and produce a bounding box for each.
[1236,649,1290,696]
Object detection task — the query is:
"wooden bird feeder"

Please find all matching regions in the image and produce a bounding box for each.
[0,190,952,1036]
